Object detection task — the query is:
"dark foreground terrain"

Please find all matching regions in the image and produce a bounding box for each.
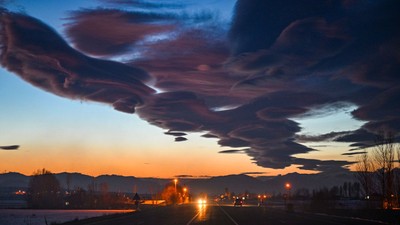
[60,203,400,225]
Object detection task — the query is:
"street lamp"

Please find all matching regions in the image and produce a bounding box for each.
[174,179,178,193]
[183,187,187,195]
[183,187,188,203]
[285,183,291,199]
[284,182,293,212]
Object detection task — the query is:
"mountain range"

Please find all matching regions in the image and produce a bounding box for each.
[0,171,357,195]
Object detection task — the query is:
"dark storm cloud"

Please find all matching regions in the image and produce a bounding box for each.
[244,141,317,169]
[133,28,236,108]
[0,145,19,150]
[100,0,182,9]
[65,9,179,56]
[218,149,246,154]
[1,0,400,173]
[136,91,224,131]
[0,10,154,113]
[201,133,219,139]
[294,158,352,173]
[65,6,217,57]
[342,151,366,156]
[229,0,341,55]
[164,131,187,137]
[352,87,400,133]
[333,129,376,146]
[174,136,187,142]
[227,0,400,146]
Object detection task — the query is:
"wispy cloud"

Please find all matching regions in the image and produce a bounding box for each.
[0,145,20,150]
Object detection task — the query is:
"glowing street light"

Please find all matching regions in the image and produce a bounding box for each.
[285,183,291,198]
[174,179,178,193]
[284,182,293,212]
[182,187,188,203]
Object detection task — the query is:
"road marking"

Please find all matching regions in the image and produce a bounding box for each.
[79,213,135,225]
[186,211,200,225]
[217,205,240,225]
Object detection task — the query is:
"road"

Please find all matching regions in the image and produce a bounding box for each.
[61,203,393,225]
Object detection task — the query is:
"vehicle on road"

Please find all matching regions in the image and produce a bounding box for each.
[233,198,243,207]
[197,198,207,204]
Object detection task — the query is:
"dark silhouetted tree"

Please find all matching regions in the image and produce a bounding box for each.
[355,152,375,198]
[27,168,62,208]
[373,132,396,209]
[396,143,400,205]
[356,131,400,209]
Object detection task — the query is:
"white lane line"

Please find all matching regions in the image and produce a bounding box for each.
[218,205,240,225]
[186,211,200,225]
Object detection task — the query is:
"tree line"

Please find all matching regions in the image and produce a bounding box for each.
[355,131,400,209]
[27,169,135,209]
[26,169,191,208]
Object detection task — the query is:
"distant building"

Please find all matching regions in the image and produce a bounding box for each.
[0,187,27,208]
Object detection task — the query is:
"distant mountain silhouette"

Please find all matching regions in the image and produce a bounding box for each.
[0,172,29,188]
[0,171,356,195]
[256,172,357,193]
[186,174,265,194]
[55,173,170,194]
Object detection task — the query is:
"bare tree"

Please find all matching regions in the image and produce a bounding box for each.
[373,131,395,209]
[396,142,400,208]
[397,143,400,166]
[355,152,375,198]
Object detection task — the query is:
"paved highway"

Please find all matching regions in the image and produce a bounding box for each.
[61,203,393,225]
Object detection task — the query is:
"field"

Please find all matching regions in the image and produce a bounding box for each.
[0,209,133,225]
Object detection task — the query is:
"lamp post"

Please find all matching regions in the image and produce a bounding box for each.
[183,187,188,203]
[183,187,187,195]
[285,183,293,212]
[174,179,178,193]
[285,183,291,196]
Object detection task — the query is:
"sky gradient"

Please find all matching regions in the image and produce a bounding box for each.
[1,0,399,178]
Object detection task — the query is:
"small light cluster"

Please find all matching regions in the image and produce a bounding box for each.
[15,190,26,195]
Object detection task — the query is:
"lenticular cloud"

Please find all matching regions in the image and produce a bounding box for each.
[1,0,399,173]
